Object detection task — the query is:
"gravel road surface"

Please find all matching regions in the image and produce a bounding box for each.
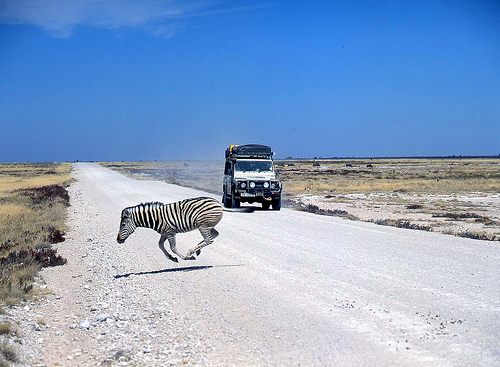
[12,163,500,366]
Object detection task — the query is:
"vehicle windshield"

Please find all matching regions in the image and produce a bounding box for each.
[235,161,273,172]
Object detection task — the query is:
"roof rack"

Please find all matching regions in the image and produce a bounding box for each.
[225,144,274,159]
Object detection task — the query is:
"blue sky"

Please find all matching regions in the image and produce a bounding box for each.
[1,0,499,161]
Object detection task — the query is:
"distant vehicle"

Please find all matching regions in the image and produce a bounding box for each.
[223,144,282,210]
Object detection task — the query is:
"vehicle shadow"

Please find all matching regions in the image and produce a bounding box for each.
[114,264,243,279]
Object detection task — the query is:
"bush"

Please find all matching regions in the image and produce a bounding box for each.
[0,323,11,335]
[374,219,431,231]
[458,231,498,241]
[0,340,18,364]
[406,204,423,209]
[0,181,69,305]
[299,203,358,220]
[15,184,70,207]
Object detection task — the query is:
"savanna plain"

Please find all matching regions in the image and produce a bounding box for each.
[0,158,499,366]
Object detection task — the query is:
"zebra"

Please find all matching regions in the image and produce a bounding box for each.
[116,197,253,262]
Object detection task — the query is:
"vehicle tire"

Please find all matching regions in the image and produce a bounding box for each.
[231,194,240,208]
[272,197,281,210]
[224,193,232,208]
[262,201,271,210]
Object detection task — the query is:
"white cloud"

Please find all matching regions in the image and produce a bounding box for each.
[0,0,259,38]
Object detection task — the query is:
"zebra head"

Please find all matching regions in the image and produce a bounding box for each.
[117,208,136,244]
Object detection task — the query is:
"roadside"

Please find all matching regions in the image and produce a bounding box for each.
[0,162,70,366]
[292,191,500,241]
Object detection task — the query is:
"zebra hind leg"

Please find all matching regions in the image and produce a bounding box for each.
[167,235,187,260]
[158,235,178,263]
[193,229,218,256]
[185,228,219,259]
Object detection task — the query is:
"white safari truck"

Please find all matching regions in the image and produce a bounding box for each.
[223,144,282,210]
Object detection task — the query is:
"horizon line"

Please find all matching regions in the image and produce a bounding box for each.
[2,154,500,164]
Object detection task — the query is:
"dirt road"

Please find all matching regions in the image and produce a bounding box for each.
[14,163,500,366]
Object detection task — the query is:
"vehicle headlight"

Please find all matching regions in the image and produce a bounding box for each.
[240,181,246,189]
[249,182,256,188]
[263,182,269,188]
[271,181,280,189]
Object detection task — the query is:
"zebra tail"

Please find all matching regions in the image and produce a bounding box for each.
[222,207,256,213]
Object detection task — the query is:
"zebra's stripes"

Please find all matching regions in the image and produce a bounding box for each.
[117,197,224,262]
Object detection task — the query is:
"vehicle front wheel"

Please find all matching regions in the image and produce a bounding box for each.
[223,193,232,208]
[272,197,281,210]
[262,201,271,210]
[231,194,240,208]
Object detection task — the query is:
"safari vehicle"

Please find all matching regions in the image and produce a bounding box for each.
[223,144,282,210]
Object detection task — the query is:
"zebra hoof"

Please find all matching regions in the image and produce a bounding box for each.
[171,257,179,263]
[185,255,196,260]
[196,250,201,256]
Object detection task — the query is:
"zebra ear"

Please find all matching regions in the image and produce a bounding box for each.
[121,209,130,218]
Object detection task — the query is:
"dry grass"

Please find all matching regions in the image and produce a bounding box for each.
[0,162,71,306]
[276,158,500,195]
[0,339,17,366]
[281,158,500,241]
[0,162,71,192]
[0,323,11,335]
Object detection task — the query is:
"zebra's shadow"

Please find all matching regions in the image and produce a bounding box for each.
[114,264,243,279]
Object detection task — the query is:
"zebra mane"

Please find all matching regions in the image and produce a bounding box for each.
[138,201,164,209]
[127,201,164,212]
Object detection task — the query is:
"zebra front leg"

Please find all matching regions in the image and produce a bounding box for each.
[186,228,219,259]
[159,235,178,263]
[167,235,187,260]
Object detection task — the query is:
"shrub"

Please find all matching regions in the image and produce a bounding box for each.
[406,204,423,209]
[374,219,431,231]
[0,323,11,335]
[0,175,70,305]
[299,203,359,220]
[15,184,70,207]
[0,340,18,364]
[433,212,481,219]
[458,231,498,241]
